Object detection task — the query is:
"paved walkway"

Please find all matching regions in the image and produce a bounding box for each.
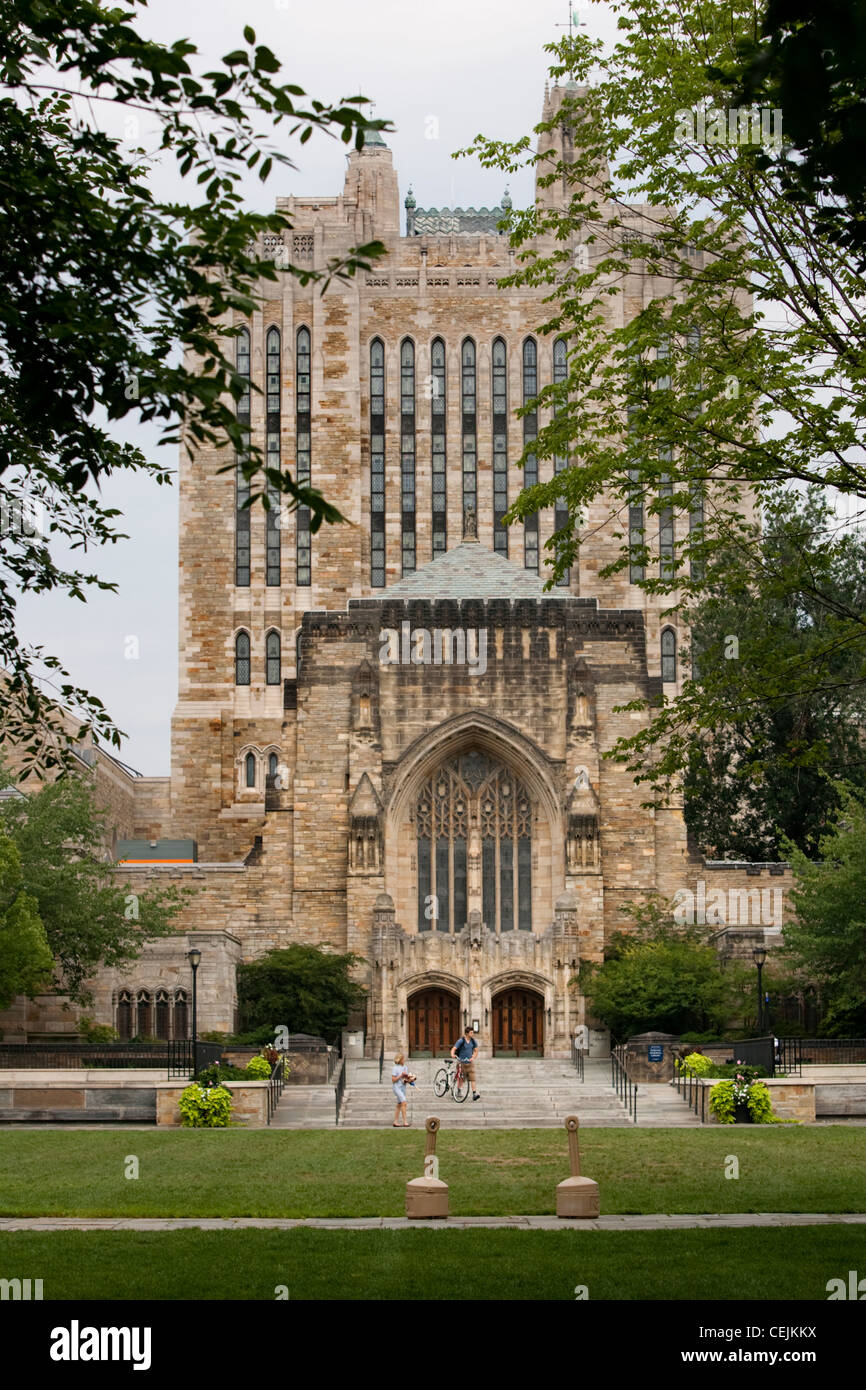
[2,1213,864,1232]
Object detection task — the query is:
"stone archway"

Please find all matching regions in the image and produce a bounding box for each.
[491,986,545,1057]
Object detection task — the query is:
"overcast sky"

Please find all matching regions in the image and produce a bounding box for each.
[17,1,620,776]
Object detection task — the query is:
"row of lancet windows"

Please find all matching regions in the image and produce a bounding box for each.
[370,335,571,586]
[116,989,188,1040]
[235,630,281,686]
[234,325,311,590]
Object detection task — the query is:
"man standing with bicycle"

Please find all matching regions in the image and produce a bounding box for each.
[450,1025,481,1101]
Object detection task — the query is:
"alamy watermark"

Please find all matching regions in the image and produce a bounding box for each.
[673,881,782,927]
[379,621,487,676]
[675,104,783,152]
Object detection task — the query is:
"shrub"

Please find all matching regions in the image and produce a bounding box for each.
[708,1076,783,1124]
[178,1083,233,1128]
[195,1062,248,1085]
[682,1052,713,1075]
[77,1017,119,1043]
[245,1056,271,1079]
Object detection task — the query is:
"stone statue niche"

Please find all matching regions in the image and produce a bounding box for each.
[566,770,601,874]
[348,773,383,874]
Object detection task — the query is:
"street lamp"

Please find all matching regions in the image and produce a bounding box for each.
[753,946,767,1035]
[187,947,201,1077]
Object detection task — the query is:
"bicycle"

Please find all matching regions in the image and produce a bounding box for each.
[432,1057,470,1103]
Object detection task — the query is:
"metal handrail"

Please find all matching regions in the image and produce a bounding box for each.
[571,1040,585,1082]
[265,1052,288,1124]
[673,1062,709,1122]
[334,1056,347,1125]
[378,1035,385,1084]
[610,1045,638,1123]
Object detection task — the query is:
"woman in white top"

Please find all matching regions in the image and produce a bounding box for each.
[392,1053,411,1127]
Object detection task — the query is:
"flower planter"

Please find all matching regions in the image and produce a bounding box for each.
[734,1102,752,1124]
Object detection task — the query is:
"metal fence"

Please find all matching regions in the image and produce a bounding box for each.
[782,1037,866,1066]
[265,1054,289,1124]
[0,1041,218,1076]
[611,1045,638,1122]
[673,1063,710,1122]
[571,1040,585,1082]
[334,1056,347,1125]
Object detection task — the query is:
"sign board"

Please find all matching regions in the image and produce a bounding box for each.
[647,1044,664,1062]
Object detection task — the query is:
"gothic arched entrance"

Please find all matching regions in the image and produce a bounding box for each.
[492,988,544,1057]
[408,988,460,1057]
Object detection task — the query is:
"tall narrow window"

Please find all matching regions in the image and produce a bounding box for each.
[235,631,250,686]
[117,991,132,1040]
[370,338,385,586]
[552,337,570,586]
[155,990,170,1040]
[627,405,645,583]
[266,327,281,586]
[235,327,251,587]
[400,338,416,575]
[173,991,188,1040]
[296,327,311,586]
[661,627,677,682]
[266,631,280,685]
[136,990,151,1039]
[245,752,257,787]
[268,752,279,781]
[461,339,476,532]
[522,338,539,571]
[431,338,447,555]
[689,482,704,580]
[492,338,508,555]
[656,339,674,579]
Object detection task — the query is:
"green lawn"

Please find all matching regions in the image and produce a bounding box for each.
[0,1226,863,1299]
[0,1127,864,1217]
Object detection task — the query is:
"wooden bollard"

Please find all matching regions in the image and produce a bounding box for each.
[556,1115,600,1218]
[405,1117,449,1219]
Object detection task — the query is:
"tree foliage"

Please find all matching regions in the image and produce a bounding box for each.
[237,944,367,1039]
[683,488,866,858]
[0,1,389,773]
[458,0,866,799]
[0,760,188,1002]
[781,784,866,1034]
[0,832,54,1009]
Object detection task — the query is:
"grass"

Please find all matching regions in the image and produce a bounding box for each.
[1,1226,864,1299]
[0,1127,864,1217]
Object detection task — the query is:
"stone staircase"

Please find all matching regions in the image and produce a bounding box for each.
[337,1056,635,1129]
[269,1084,338,1129]
[631,1079,705,1127]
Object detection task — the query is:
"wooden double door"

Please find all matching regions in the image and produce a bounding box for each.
[408,988,460,1057]
[492,989,544,1057]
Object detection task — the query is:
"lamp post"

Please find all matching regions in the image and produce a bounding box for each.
[753,946,767,1035]
[187,947,201,1078]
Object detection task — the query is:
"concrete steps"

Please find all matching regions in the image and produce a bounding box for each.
[269,1085,337,1129]
[632,1081,705,1127]
[338,1057,635,1129]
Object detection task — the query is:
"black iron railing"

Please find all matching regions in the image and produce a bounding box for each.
[673,1062,709,1122]
[378,1036,385,1084]
[0,1041,220,1075]
[783,1037,866,1067]
[571,1039,585,1082]
[611,1045,638,1122]
[168,1040,223,1078]
[334,1056,347,1125]
[265,1053,289,1124]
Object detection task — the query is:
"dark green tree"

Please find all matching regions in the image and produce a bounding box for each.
[781,784,866,1034]
[237,944,366,1039]
[684,489,866,859]
[0,762,188,1002]
[0,1,389,773]
[0,832,54,1008]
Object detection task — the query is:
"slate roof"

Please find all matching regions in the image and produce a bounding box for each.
[382,538,568,600]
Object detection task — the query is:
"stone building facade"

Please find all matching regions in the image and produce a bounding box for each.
[0,80,791,1053]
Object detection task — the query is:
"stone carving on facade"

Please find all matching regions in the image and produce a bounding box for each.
[566,769,601,874]
[348,774,383,874]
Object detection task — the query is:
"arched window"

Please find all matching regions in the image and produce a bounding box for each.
[116,990,132,1040]
[296,327,312,586]
[370,338,385,586]
[235,631,250,686]
[266,326,281,586]
[173,990,188,1040]
[136,990,151,1039]
[400,338,416,575]
[461,339,476,532]
[155,989,171,1040]
[492,338,508,555]
[431,338,447,555]
[522,338,539,571]
[235,326,251,587]
[268,752,279,781]
[416,751,532,934]
[661,627,677,682]
[245,751,257,787]
[266,630,281,685]
[295,629,303,678]
[552,338,570,586]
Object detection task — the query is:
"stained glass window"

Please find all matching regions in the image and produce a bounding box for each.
[370,338,385,585]
[431,338,447,556]
[296,327,311,586]
[461,340,476,532]
[492,338,508,555]
[401,339,416,575]
[522,339,538,571]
